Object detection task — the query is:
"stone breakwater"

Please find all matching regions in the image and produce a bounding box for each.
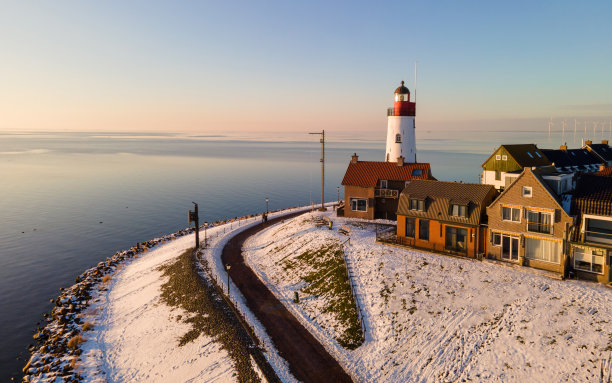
[20,210,286,382]
[20,225,196,382]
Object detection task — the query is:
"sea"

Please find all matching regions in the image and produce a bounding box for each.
[0,128,594,380]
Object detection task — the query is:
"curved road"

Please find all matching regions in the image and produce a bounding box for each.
[221,211,353,383]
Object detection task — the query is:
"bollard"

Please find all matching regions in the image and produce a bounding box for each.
[294,291,300,303]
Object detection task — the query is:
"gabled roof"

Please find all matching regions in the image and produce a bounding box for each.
[585,143,612,162]
[397,180,497,226]
[488,168,571,218]
[341,161,434,187]
[481,144,551,168]
[540,148,602,169]
[571,174,612,217]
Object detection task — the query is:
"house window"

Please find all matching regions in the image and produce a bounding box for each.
[535,151,542,158]
[525,237,560,264]
[527,152,534,158]
[405,181,410,188]
[502,155,508,161]
[501,235,520,261]
[451,204,467,217]
[584,216,612,244]
[410,199,424,211]
[350,198,367,212]
[502,206,521,222]
[496,155,501,160]
[495,170,501,181]
[573,247,604,274]
[527,210,552,234]
[380,180,388,189]
[522,186,532,197]
[445,226,467,252]
[492,232,501,246]
[419,220,429,241]
[395,134,402,143]
[412,169,422,176]
[405,218,416,238]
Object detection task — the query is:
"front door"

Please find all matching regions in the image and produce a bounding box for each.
[501,235,519,261]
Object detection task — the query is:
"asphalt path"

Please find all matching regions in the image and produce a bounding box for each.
[221,211,353,383]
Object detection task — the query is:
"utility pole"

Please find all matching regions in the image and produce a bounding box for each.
[189,202,199,249]
[309,129,325,211]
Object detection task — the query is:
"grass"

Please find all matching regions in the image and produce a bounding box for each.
[67,334,86,350]
[158,249,261,382]
[282,243,364,349]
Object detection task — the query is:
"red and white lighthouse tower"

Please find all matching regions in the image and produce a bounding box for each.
[385,81,416,163]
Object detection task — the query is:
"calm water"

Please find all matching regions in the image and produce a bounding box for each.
[0,129,585,380]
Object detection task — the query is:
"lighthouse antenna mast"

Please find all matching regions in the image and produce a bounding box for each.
[414,61,418,103]
[309,130,326,211]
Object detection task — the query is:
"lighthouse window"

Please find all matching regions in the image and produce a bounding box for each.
[395,134,402,143]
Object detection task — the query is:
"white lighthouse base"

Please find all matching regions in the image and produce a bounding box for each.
[385,116,416,163]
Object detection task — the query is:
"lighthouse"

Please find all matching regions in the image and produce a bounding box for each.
[385,81,416,163]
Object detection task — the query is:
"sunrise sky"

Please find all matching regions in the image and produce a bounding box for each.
[1,1,611,138]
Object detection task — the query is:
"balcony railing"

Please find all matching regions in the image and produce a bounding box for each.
[527,221,553,234]
[375,188,398,198]
[584,229,612,245]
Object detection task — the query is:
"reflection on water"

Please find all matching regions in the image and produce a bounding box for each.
[0,129,590,380]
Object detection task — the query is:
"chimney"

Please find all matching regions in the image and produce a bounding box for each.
[397,156,404,166]
[585,140,592,146]
[351,153,359,164]
[603,140,609,145]
[560,144,567,150]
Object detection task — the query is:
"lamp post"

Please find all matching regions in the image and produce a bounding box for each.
[225,264,231,296]
[337,186,340,203]
[265,197,269,214]
[189,202,199,249]
[204,221,208,248]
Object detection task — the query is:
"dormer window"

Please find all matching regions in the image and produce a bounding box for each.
[395,134,402,143]
[412,169,422,176]
[410,199,425,211]
[451,204,467,217]
[380,180,388,189]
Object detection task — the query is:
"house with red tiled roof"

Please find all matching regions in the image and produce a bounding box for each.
[338,153,435,220]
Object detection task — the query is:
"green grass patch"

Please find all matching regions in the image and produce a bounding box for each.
[283,243,364,350]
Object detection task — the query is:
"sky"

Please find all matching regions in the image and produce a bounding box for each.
[1,1,611,139]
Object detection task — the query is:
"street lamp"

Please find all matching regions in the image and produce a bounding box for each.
[265,197,269,214]
[204,221,208,248]
[189,202,199,249]
[225,264,231,296]
[337,186,340,203]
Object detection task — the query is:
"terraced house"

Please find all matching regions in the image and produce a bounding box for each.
[569,173,612,283]
[339,153,434,220]
[486,168,573,276]
[395,180,498,258]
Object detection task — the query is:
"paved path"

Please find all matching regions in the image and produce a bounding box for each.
[221,211,353,383]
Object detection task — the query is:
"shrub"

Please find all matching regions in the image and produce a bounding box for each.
[102,275,111,283]
[67,334,86,350]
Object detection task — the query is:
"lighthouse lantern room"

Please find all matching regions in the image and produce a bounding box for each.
[385,80,416,163]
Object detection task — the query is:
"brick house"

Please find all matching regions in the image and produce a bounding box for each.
[486,168,573,275]
[395,180,498,258]
[339,153,434,220]
[569,174,612,283]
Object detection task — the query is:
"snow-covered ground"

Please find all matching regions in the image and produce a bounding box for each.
[245,210,612,383]
[78,207,312,383]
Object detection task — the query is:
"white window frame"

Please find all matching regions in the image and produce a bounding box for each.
[502,155,508,161]
[525,237,561,264]
[451,204,467,218]
[526,209,553,234]
[496,154,501,160]
[501,206,521,222]
[350,198,367,212]
[573,246,605,274]
[492,232,501,246]
[522,186,532,197]
[581,214,612,245]
[380,179,388,189]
